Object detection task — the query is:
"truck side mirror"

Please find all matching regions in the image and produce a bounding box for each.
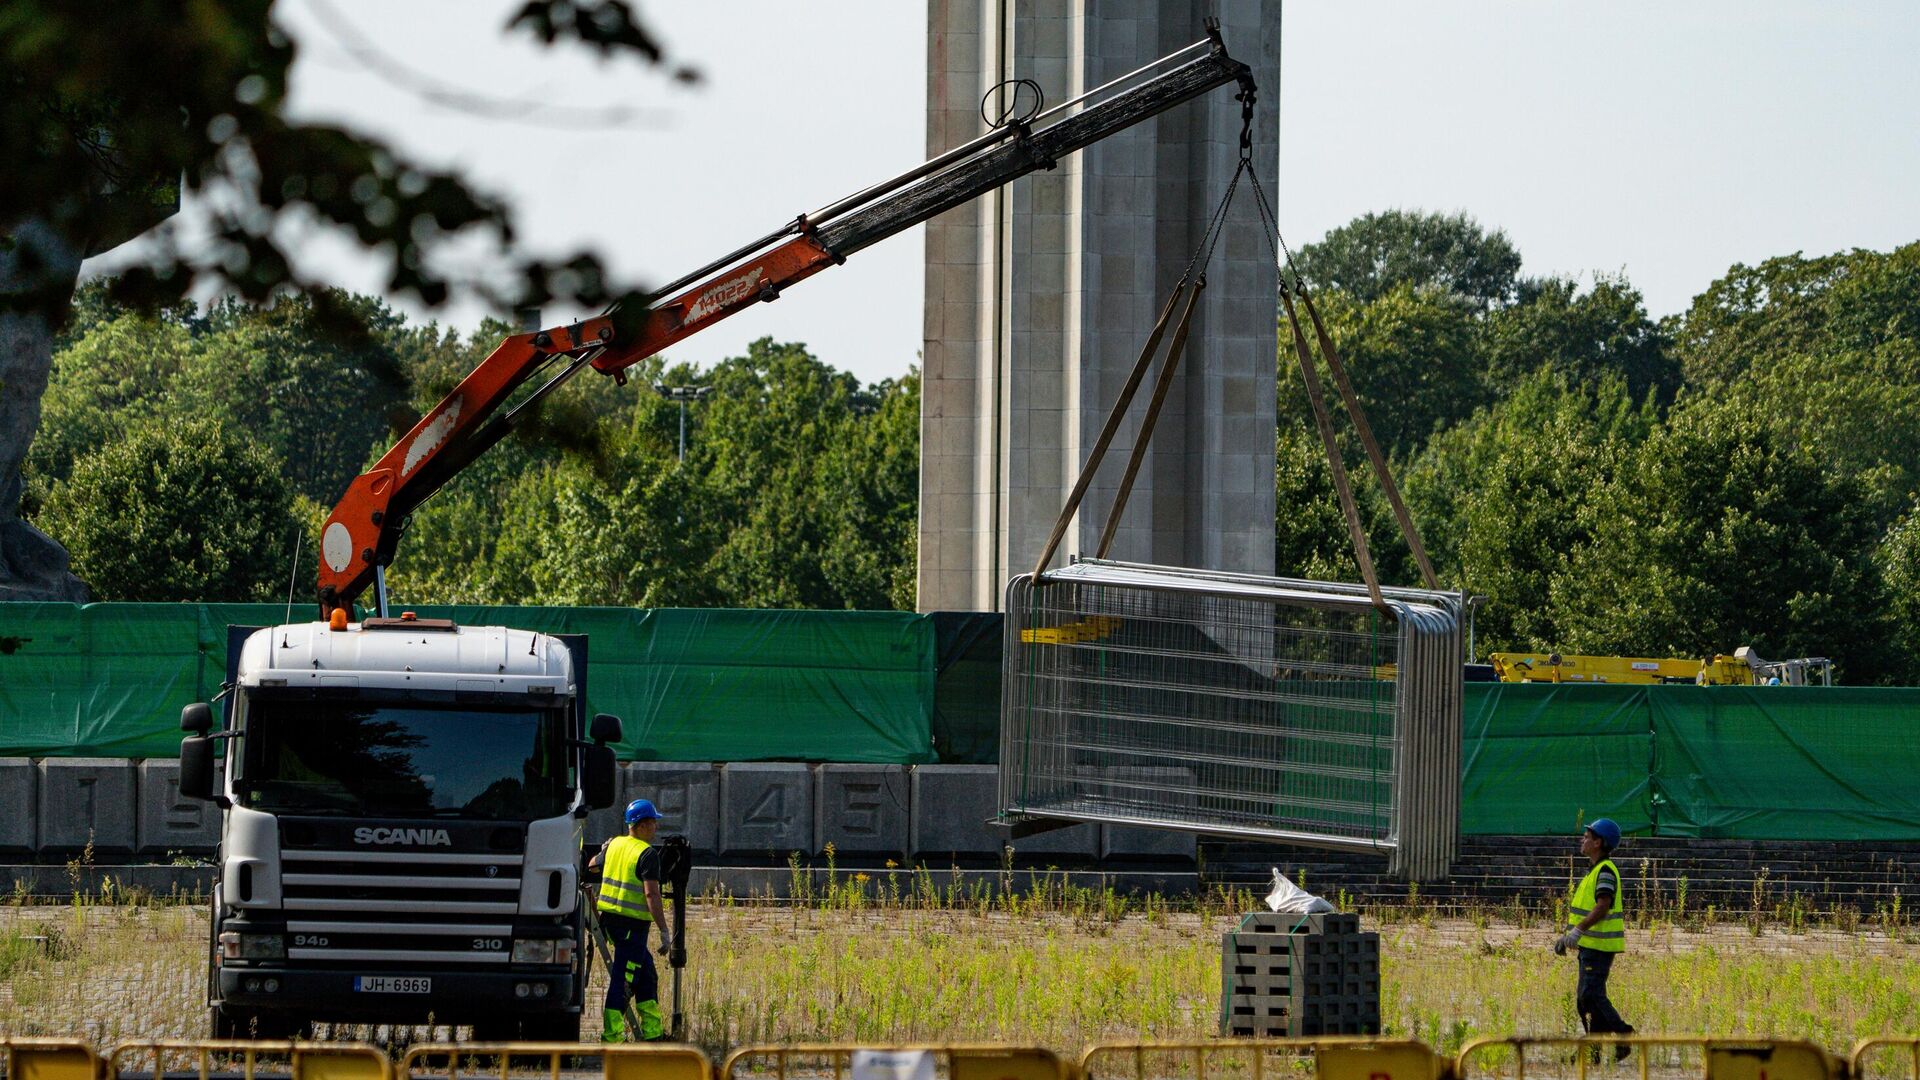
[583,744,618,809]
[590,713,623,745]
[181,702,213,735]
[180,736,216,801]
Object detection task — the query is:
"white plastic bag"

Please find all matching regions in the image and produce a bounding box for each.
[1264,868,1335,914]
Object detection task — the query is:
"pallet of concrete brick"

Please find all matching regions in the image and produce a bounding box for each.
[1223,993,1382,1036]
[1221,930,1300,980]
[1219,913,1381,1038]
[1221,988,1293,1037]
[1221,935,1381,1000]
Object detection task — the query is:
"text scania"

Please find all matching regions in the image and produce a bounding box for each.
[353,827,452,846]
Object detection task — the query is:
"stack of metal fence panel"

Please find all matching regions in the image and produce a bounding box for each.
[1221,911,1381,1036]
[999,558,1463,880]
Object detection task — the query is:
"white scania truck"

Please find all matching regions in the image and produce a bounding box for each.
[179,613,620,1039]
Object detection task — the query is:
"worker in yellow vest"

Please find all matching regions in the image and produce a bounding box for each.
[1554,817,1634,1057]
[588,799,671,1042]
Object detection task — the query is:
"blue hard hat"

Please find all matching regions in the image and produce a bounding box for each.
[1585,818,1622,849]
[625,798,662,824]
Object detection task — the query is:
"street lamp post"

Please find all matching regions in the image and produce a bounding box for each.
[654,385,713,462]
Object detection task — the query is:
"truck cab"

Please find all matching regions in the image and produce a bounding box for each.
[178,614,620,1040]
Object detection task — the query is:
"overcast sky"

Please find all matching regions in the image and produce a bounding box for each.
[84,1,1920,387]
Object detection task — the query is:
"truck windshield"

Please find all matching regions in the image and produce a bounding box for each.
[238,698,571,820]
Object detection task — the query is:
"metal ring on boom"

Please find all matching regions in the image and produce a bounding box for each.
[981,78,1044,129]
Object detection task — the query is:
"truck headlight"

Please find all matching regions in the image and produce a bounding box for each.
[219,931,285,960]
[511,939,558,964]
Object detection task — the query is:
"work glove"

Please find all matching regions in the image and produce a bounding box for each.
[1551,929,1582,955]
[656,933,673,957]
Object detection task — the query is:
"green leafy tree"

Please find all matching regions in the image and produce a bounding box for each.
[1292,209,1522,308]
[4,0,684,318]
[30,290,436,508]
[1716,342,1920,528]
[1877,506,1920,683]
[55,278,202,350]
[1402,369,1655,652]
[181,293,416,504]
[27,311,201,495]
[482,429,721,608]
[377,362,669,606]
[1273,427,1361,581]
[697,339,872,608]
[1281,284,1486,454]
[819,370,921,610]
[1670,242,1920,387]
[1483,274,1679,404]
[1664,243,1920,532]
[3,1,683,600]
[37,418,296,601]
[380,336,926,612]
[1548,396,1890,677]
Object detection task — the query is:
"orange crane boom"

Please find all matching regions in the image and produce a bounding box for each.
[319,24,1255,617]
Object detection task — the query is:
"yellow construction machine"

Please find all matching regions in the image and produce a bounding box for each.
[1491,648,1835,686]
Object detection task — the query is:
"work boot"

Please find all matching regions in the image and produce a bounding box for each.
[636,999,665,1041]
[1615,1027,1636,1062]
[601,1007,627,1043]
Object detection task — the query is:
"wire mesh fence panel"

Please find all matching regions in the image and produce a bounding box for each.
[1000,560,1462,880]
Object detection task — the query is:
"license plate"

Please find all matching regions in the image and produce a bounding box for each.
[353,976,431,994]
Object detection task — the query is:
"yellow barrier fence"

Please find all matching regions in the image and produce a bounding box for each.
[400,1043,711,1080]
[1852,1038,1920,1080]
[720,1044,1070,1080]
[107,1042,391,1080]
[1082,1038,1444,1080]
[4,1039,102,1080]
[1457,1036,1845,1080]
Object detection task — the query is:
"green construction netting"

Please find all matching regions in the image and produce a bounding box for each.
[0,602,285,758]
[7,603,1920,839]
[0,604,933,763]
[1649,687,1920,839]
[929,611,1002,765]
[604,607,933,763]
[1461,683,1920,840]
[1459,683,1655,836]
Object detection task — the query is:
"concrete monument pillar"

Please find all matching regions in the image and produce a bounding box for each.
[919,0,1280,612]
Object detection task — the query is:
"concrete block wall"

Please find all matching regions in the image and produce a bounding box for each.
[719,762,815,856]
[135,760,222,855]
[0,759,1201,867]
[38,757,136,855]
[912,764,1097,859]
[816,764,909,857]
[0,758,34,854]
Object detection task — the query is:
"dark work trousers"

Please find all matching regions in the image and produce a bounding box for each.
[601,911,659,1017]
[1575,947,1631,1034]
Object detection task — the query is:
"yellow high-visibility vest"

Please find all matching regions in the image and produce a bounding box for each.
[597,835,652,920]
[1568,857,1626,952]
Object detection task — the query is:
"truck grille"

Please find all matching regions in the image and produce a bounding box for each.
[279,849,524,967]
